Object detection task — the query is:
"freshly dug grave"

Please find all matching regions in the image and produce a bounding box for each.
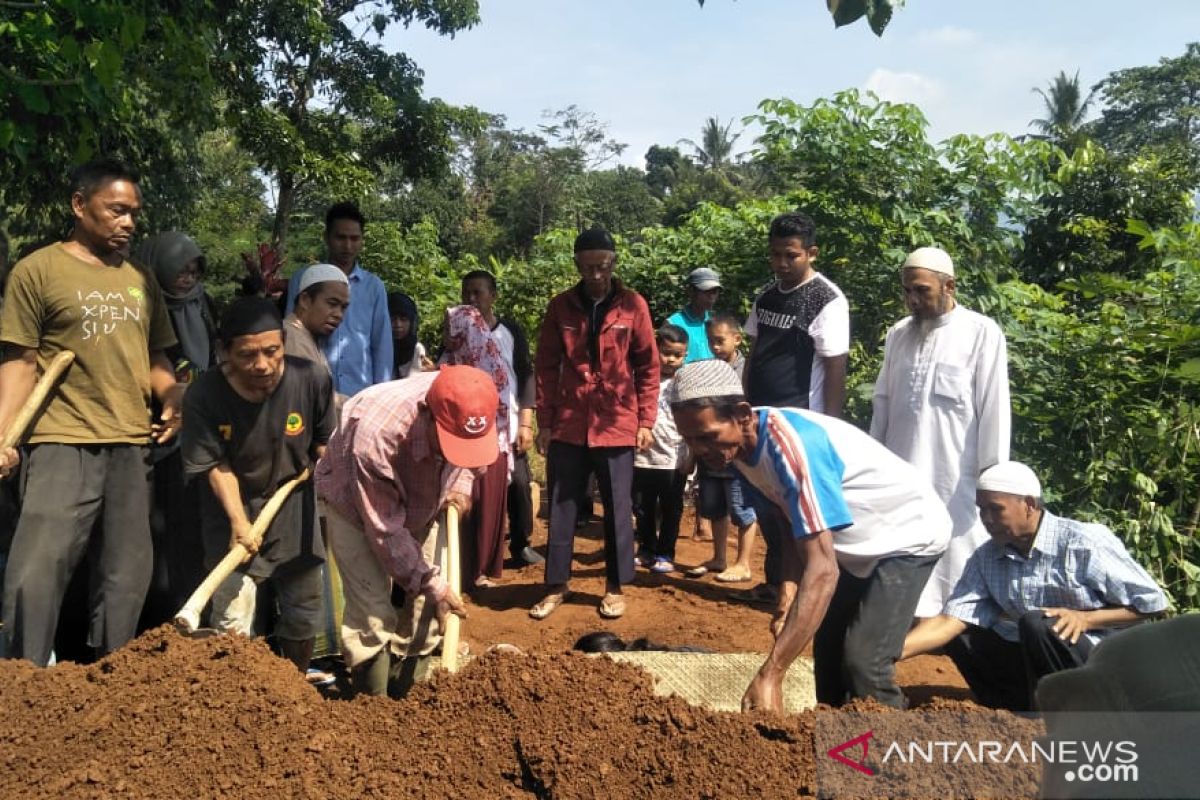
[0,628,1038,799]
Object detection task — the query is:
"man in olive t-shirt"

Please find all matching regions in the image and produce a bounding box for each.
[0,160,185,665]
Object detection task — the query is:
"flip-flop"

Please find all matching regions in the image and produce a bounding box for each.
[685,561,727,578]
[598,593,626,619]
[715,568,752,583]
[529,591,570,620]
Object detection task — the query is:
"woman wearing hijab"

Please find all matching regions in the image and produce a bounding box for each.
[387,292,429,379]
[138,232,218,381]
[133,232,218,628]
[439,304,511,589]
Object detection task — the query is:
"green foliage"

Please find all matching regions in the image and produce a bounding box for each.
[695,0,899,36]
[747,90,1054,351]
[1090,42,1200,164]
[1019,140,1195,285]
[987,221,1200,607]
[0,0,224,238]
[218,0,481,250]
[1028,70,1095,153]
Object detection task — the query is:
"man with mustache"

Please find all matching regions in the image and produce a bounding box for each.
[0,159,185,664]
[180,297,336,674]
[870,246,1011,619]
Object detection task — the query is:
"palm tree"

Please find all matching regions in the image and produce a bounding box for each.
[1030,71,1095,152]
[679,116,741,173]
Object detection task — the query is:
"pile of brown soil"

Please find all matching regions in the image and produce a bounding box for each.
[0,627,1031,799]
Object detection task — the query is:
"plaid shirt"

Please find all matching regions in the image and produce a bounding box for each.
[944,510,1168,643]
[316,372,474,597]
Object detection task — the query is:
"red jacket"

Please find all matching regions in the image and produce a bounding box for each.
[535,280,660,448]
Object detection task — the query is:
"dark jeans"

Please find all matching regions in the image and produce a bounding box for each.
[506,451,534,557]
[138,448,206,630]
[544,441,634,588]
[632,467,685,560]
[754,499,787,587]
[3,444,153,665]
[814,554,940,709]
[946,611,1094,712]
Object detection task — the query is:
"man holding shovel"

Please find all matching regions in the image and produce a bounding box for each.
[315,365,497,696]
[180,297,335,673]
[670,359,951,712]
[0,159,185,665]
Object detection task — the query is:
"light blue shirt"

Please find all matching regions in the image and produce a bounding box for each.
[944,510,1169,644]
[666,307,714,362]
[286,264,393,397]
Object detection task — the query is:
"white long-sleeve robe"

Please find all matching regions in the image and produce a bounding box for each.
[870,305,1010,617]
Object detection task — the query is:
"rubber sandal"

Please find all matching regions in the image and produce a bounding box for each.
[715,568,752,583]
[529,591,569,620]
[598,593,626,619]
[305,668,336,687]
[685,561,726,578]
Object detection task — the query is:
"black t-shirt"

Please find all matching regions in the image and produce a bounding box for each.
[746,274,845,408]
[181,356,335,577]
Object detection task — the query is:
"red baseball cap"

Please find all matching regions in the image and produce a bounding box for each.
[425,365,500,469]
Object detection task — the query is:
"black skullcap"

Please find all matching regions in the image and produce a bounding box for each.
[573,225,616,253]
[218,296,283,343]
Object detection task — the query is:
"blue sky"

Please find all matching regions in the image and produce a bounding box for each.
[387,1,1200,166]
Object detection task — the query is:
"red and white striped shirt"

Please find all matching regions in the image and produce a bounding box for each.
[316,372,475,597]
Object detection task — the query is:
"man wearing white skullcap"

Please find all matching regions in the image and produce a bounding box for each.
[670,359,951,713]
[900,461,1168,711]
[285,263,350,384]
[870,244,1012,618]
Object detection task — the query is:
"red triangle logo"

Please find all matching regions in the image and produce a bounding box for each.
[827,730,875,776]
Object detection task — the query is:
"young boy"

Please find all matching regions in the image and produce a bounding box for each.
[686,314,759,583]
[632,325,690,573]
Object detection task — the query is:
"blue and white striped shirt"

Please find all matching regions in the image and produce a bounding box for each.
[734,408,950,577]
[944,510,1169,643]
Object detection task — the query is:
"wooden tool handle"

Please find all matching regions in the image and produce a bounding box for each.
[441,504,462,672]
[174,467,312,633]
[0,350,75,450]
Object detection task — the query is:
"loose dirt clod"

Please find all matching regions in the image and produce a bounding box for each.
[0,626,1030,798]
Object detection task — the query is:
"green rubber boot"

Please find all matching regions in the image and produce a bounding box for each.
[388,654,433,698]
[350,651,391,697]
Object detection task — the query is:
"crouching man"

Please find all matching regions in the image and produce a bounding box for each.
[901,461,1168,711]
[181,297,336,672]
[315,365,498,696]
[669,360,950,712]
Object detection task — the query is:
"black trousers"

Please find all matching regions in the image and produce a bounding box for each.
[138,448,207,630]
[632,467,685,560]
[946,610,1093,712]
[506,451,534,557]
[544,441,634,588]
[3,444,153,665]
[814,554,940,709]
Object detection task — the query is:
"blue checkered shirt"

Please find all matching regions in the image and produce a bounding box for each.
[944,510,1168,644]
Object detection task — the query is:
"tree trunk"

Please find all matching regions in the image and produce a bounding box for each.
[273,170,296,254]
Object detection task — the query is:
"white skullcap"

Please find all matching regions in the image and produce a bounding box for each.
[977,461,1042,498]
[296,263,349,294]
[902,246,954,278]
[670,359,745,405]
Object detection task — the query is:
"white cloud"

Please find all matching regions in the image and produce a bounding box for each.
[914,26,979,47]
[863,69,945,107]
